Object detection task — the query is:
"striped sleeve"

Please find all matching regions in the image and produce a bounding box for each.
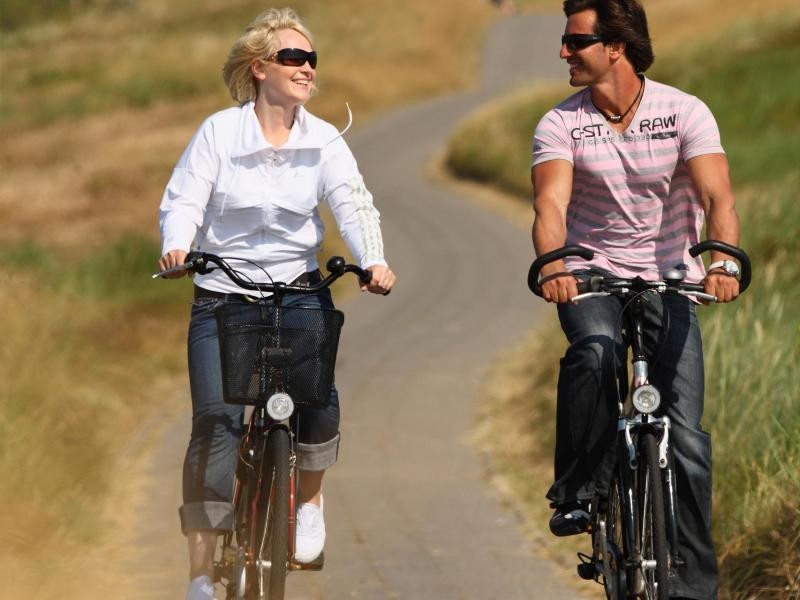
[322,137,387,268]
[532,108,574,167]
[680,96,724,160]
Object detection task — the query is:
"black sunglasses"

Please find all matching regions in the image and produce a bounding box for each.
[561,34,606,51]
[267,48,317,69]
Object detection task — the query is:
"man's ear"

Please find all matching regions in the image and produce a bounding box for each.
[607,41,626,61]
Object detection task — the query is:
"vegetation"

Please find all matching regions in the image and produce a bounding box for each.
[451,9,800,599]
[0,1,497,597]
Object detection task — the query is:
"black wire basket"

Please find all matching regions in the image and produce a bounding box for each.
[215,303,344,407]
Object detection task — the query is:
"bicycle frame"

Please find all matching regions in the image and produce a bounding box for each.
[604,294,679,594]
[227,410,297,556]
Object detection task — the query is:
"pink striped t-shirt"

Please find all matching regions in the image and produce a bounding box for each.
[532,77,724,283]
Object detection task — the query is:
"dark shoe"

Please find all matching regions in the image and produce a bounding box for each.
[549,502,590,537]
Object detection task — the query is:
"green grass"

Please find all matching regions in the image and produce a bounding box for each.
[445,84,569,197]
[449,15,800,599]
[0,234,193,304]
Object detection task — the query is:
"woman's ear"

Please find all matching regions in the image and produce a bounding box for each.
[251,59,267,81]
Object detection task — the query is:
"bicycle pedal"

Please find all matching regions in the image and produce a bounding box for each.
[289,552,324,571]
[577,562,597,580]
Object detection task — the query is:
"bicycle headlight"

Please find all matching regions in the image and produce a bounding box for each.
[632,385,661,414]
[266,392,294,421]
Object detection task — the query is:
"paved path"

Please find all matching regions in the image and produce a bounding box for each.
[130,12,587,600]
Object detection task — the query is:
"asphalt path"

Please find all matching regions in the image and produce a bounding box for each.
[129,12,586,600]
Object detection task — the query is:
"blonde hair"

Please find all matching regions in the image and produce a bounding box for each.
[222,8,315,103]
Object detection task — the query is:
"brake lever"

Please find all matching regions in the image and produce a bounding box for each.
[569,291,613,303]
[152,263,189,279]
[679,290,717,303]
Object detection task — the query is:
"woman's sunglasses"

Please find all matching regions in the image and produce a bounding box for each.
[561,34,606,51]
[267,48,318,69]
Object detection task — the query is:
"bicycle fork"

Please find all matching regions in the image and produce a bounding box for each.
[628,297,683,570]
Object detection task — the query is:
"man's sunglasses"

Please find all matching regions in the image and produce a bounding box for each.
[561,34,606,51]
[267,48,317,69]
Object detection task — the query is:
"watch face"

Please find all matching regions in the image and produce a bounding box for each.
[723,260,740,276]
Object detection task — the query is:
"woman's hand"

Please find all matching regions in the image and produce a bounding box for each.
[362,264,396,295]
[158,249,189,279]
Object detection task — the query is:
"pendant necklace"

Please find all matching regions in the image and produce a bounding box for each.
[593,76,644,123]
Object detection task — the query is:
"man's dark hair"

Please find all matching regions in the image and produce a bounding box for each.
[563,0,654,72]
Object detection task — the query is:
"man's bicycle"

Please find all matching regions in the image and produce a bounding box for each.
[159,252,371,600]
[527,240,751,600]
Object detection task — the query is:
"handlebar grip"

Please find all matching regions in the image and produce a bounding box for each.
[184,251,213,275]
[325,255,382,290]
[528,245,594,296]
[689,240,752,293]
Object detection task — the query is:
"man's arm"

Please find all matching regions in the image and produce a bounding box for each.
[532,159,576,303]
[686,153,741,303]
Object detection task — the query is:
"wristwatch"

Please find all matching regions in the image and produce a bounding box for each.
[707,259,740,277]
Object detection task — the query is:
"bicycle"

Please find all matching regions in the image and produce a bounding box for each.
[156,252,372,600]
[527,240,751,600]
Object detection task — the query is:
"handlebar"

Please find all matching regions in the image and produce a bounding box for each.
[527,241,751,301]
[153,252,372,296]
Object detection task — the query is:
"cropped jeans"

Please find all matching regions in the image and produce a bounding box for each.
[547,278,719,599]
[179,289,341,535]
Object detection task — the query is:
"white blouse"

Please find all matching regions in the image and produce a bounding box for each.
[159,102,386,293]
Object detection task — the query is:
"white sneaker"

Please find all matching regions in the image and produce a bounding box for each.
[186,575,217,600]
[294,496,326,563]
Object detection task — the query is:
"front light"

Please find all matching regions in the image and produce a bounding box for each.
[632,385,661,414]
[266,392,294,421]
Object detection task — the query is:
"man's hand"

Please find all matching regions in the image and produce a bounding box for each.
[540,271,580,304]
[158,249,189,279]
[703,271,740,303]
[362,264,396,295]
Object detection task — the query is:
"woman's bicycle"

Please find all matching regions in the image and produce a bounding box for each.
[527,240,751,600]
[158,252,371,600]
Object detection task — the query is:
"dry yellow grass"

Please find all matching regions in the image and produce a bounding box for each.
[0,2,498,596]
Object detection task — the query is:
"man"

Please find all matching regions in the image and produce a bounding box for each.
[530,1,740,598]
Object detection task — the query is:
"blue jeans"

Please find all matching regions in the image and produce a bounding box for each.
[179,289,341,534]
[548,286,719,599]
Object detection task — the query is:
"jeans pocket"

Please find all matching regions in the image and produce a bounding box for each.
[191,297,223,316]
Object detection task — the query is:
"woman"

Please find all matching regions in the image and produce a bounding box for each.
[157,8,396,599]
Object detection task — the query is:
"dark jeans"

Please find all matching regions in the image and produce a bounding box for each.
[547,289,719,599]
[179,289,341,534]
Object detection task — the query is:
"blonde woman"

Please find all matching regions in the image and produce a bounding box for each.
[157,8,396,599]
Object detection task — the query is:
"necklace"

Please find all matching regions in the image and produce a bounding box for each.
[593,77,644,123]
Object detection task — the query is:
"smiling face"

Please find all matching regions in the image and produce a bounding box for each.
[253,28,315,108]
[560,9,611,87]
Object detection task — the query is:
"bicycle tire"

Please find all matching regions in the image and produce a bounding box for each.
[598,476,626,600]
[639,430,670,600]
[231,444,260,600]
[257,427,291,600]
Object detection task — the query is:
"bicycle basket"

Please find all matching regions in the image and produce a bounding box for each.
[214,303,344,407]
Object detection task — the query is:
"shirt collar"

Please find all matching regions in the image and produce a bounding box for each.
[232,102,332,157]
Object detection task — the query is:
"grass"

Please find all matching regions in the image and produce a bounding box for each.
[0,1,500,596]
[448,8,800,599]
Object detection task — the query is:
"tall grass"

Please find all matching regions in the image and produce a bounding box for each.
[0,2,500,596]
[0,0,492,130]
[0,235,193,597]
[449,13,800,599]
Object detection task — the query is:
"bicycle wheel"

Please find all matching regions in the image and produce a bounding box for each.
[638,430,670,600]
[597,476,626,600]
[257,427,291,600]
[230,442,260,600]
